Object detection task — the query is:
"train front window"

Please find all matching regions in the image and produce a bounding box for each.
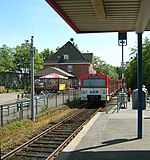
[82,79,106,87]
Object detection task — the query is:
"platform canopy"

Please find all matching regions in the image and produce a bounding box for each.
[39,73,68,79]
[46,0,150,33]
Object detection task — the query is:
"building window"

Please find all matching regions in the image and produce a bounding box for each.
[67,65,73,72]
[63,54,69,60]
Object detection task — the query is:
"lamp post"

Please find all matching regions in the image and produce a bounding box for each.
[118,32,127,93]
[30,36,35,121]
[26,36,35,121]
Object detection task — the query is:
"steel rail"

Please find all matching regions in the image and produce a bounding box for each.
[1,108,85,160]
[1,102,103,160]
[46,107,101,160]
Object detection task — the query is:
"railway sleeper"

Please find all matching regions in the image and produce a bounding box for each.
[57,124,78,128]
[28,143,58,149]
[15,152,49,158]
[50,130,72,135]
[44,132,72,138]
[44,134,69,138]
[40,137,66,141]
[34,140,62,145]
[23,147,54,153]
[59,124,77,130]
[65,124,81,128]
[2,108,100,160]
[54,128,77,132]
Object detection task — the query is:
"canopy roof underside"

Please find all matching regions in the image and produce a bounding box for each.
[46,0,150,33]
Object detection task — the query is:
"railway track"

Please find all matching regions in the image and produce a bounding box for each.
[1,106,102,160]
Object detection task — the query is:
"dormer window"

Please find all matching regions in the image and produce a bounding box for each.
[63,54,69,60]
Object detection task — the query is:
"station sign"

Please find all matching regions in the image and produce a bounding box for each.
[118,32,127,46]
[121,62,126,67]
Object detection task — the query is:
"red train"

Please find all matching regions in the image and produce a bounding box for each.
[80,73,120,102]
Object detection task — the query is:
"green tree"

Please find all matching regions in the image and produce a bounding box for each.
[13,43,30,74]
[94,56,119,79]
[94,56,106,73]
[12,43,43,88]
[125,59,137,90]
[142,37,150,92]
[102,64,119,79]
[34,48,44,72]
[41,48,54,61]
[13,43,43,74]
[125,37,150,92]
[116,66,122,80]
[0,45,14,72]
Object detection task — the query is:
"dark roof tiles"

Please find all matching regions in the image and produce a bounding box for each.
[44,41,93,64]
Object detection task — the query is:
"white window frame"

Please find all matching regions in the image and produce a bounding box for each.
[67,65,73,72]
[63,54,69,60]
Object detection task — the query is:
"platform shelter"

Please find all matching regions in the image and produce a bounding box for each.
[46,0,150,138]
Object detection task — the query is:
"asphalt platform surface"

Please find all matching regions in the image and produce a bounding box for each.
[55,100,150,160]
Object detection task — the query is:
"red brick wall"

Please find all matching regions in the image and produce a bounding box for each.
[44,64,92,78]
[72,64,89,78]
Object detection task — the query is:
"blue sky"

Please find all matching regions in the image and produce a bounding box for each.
[0,0,150,66]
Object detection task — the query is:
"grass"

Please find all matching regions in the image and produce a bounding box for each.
[0,104,78,151]
[0,119,31,135]
[0,88,23,94]
[0,119,33,149]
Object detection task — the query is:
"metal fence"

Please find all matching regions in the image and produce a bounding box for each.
[106,94,150,114]
[0,90,80,127]
[105,93,128,114]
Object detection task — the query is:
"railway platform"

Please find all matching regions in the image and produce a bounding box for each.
[56,100,150,160]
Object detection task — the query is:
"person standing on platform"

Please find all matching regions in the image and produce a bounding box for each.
[127,88,132,102]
